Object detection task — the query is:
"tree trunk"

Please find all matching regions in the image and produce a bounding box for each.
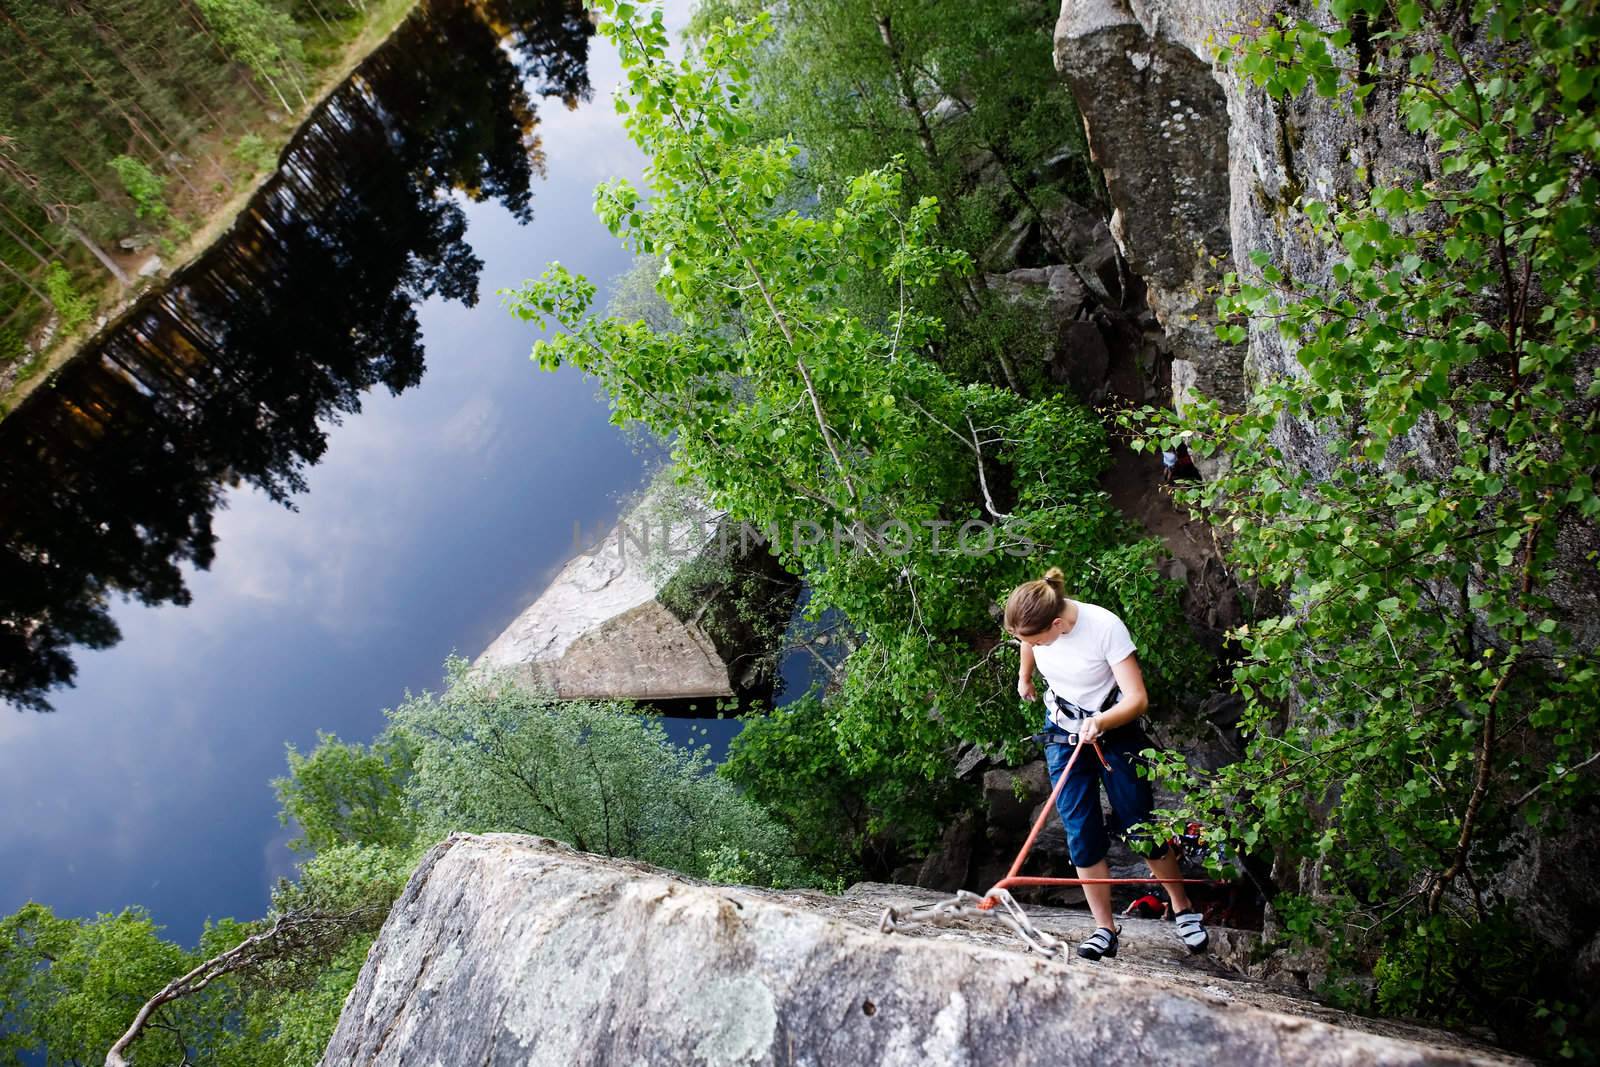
[0,208,51,267]
[259,68,294,115]
[0,5,173,169]
[77,0,235,156]
[873,12,939,169]
[0,251,50,302]
[176,0,272,109]
[0,137,128,284]
[302,0,335,33]
[61,217,130,284]
[0,196,60,255]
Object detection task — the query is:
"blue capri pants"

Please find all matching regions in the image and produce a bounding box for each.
[1044,721,1173,868]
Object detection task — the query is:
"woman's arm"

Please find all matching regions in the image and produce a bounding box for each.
[1017,641,1038,701]
[1080,653,1149,741]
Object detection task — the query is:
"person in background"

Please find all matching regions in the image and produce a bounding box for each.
[1161,442,1202,485]
[1123,893,1169,919]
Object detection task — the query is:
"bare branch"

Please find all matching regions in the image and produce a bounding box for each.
[106,907,387,1067]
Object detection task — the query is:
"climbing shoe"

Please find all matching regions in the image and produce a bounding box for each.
[1077,926,1118,961]
[1173,909,1209,953]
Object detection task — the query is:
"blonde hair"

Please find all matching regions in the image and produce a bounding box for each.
[1004,566,1067,636]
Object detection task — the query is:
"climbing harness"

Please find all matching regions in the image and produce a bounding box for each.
[878,730,1221,959]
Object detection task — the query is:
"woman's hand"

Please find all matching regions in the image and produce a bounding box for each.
[1080,715,1105,744]
[1017,676,1037,702]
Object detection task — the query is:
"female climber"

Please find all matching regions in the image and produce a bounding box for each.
[1003,566,1208,961]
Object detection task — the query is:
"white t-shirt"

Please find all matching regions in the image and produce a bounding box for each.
[1030,600,1137,727]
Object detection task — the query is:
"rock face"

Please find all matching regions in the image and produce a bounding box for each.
[1049,0,1600,1011]
[1054,0,1242,415]
[1052,0,1600,1005]
[1052,0,1441,424]
[320,833,1524,1066]
[476,484,733,700]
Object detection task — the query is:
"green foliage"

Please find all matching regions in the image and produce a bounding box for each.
[722,691,915,879]
[0,903,199,1067]
[688,0,1094,225]
[687,0,1095,388]
[0,323,26,367]
[197,844,421,1067]
[1132,0,1600,1048]
[277,842,423,915]
[43,263,91,333]
[605,252,681,333]
[504,1,1201,872]
[0,846,408,1067]
[0,0,400,335]
[5,646,833,1065]
[392,656,814,885]
[275,729,419,852]
[195,0,309,108]
[213,936,375,1067]
[108,154,168,221]
[231,132,280,174]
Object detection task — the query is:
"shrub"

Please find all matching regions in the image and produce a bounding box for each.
[44,263,92,333]
[108,155,168,221]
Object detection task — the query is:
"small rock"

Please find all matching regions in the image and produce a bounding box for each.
[953,742,991,780]
[915,811,978,892]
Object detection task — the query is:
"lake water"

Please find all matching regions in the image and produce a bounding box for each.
[0,0,761,945]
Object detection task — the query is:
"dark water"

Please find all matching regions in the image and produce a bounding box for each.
[0,0,751,943]
[0,0,591,711]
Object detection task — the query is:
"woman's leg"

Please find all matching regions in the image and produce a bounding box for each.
[1076,859,1116,930]
[1100,728,1192,910]
[1143,849,1193,914]
[1046,741,1114,928]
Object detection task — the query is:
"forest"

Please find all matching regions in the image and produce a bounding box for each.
[0,0,419,410]
[2,0,1597,1062]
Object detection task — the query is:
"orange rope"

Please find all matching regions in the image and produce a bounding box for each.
[975,735,1219,911]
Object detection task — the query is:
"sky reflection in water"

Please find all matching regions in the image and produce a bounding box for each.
[0,0,749,945]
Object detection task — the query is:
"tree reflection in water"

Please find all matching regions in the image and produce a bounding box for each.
[0,0,593,709]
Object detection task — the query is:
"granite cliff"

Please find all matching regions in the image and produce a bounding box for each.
[1050,0,1600,1000]
[318,834,1524,1066]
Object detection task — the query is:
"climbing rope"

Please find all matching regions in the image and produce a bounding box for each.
[877,733,1221,957]
[879,888,1064,957]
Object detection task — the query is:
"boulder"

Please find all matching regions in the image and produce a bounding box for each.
[914,811,978,892]
[320,833,1527,1065]
[475,481,793,703]
[982,760,1051,833]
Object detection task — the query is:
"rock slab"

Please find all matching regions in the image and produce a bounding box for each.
[475,483,733,701]
[320,833,1525,1066]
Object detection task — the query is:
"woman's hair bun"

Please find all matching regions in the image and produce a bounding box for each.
[1004,566,1067,636]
